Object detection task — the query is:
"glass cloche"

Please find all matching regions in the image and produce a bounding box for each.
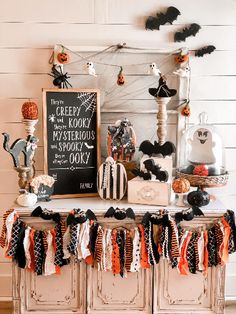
[176,112,228,187]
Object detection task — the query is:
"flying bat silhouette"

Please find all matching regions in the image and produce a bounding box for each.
[195,45,216,57]
[174,23,201,42]
[146,6,181,30]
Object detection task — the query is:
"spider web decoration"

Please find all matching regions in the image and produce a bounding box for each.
[77,92,97,122]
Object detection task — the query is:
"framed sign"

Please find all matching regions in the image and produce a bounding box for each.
[43,89,100,198]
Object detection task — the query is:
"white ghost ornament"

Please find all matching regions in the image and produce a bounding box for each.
[149,63,161,76]
[86,61,97,77]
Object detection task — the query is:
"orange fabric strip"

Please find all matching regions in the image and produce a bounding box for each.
[220,217,231,265]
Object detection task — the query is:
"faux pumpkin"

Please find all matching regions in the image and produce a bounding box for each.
[175,54,189,64]
[181,102,191,117]
[193,164,208,176]
[21,101,38,120]
[172,178,190,194]
[187,187,210,207]
[117,67,125,86]
[57,52,70,64]
[16,191,37,207]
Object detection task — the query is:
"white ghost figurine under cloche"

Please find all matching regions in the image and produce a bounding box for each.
[149,63,161,76]
[86,61,97,76]
[188,127,216,164]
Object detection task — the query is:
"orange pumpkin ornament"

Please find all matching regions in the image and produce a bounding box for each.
[172,178,190,194]
[21,101,38,120]
[117,67,125,86]
[175,54,189,64]
[57,51,70,64]
[181,101,191,117]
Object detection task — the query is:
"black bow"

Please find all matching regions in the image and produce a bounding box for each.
[67,209,97,225]
[104,207,135,220]
[175,206,204,224]
[31,206,61,223]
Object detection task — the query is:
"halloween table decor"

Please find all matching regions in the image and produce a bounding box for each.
[97,157,127,201]
[145,6,180,30]
[174,23,201,42]
[195,45,216,57]
[172,178,190,207]
[107,118,136,162]
[187,187,210,207]
[16,190,37,207]
[21,101,39,136]
[49,65,72,88]
[177,112,229,188]
[30,175,55,201]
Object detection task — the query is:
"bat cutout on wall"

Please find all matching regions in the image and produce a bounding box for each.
[174,23,201,42]
[139,140,175,157]
[195,45,216,57]
[145,6,180,30]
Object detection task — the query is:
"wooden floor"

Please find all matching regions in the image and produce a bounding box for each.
[0,302,236,313]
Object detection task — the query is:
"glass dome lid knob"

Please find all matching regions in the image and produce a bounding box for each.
[199,112,208,125]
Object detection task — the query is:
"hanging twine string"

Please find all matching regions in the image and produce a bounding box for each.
[54,43,184,69]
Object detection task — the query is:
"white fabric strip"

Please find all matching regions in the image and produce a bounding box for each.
[130,227,140,272]
[23,226,32,269]
[63,226,71,259]
[45,231,56,276]
[198,231,205,271]
[80,220,91,260]
[5,211,16,250]
[106,229,112,271]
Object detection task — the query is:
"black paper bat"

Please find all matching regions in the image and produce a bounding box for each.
[104,207,135,220]
[195,45,216,57]
[146,6,181,30]
[174,23,201,42]
[67,209,97,225]
[175,206,204,224]
[139,140,175,157]
[143,159,169,182]
[132,168,152,180]
[31,206,61,223]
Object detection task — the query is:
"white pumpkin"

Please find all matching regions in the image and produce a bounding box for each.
[16,191,37,207]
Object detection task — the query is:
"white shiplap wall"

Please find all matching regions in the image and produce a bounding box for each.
[0,0,236,300]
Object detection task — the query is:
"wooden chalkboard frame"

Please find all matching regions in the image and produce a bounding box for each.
[43,88,101,198]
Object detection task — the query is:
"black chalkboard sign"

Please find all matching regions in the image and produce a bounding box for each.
[43,89,100,198]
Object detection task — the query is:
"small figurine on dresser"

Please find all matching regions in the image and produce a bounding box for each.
[177,112,229,189]
[2,101,40,206]
[128,75,177,206]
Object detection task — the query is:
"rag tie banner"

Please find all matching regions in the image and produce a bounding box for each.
[0,207,235,278]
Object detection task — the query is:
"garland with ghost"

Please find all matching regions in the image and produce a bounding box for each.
[1,207,235,278]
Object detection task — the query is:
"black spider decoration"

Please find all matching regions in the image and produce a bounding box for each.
[49,65,72,89]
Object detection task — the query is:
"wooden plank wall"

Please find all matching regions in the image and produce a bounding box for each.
[0,0,235,300]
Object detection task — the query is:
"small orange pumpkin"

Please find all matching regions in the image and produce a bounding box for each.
[21,101,38,120]
[117,67,125,86]
[181,102,191,117]
[172,178,190,193]
[175,54,189,64]
[57,52,70,64]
